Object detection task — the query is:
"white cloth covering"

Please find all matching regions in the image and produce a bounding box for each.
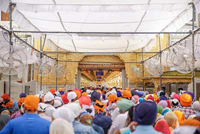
[53,107,75,123]
[64,103,81,118]
[50,118,74,134]
[44,92,54,102]
[109,112,128,134]
[45,104,56,118]
[39,113,52,122]
[111,107,120,121]
[54,100,62,108]
[67,92,77,102]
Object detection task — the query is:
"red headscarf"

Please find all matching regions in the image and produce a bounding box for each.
[61,92,69,104]
[50,88,56,95]
[1,94,10,101]
[155,120,171,134]
[165,100,171,108]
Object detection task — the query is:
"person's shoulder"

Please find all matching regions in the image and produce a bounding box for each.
[37,117,51,124]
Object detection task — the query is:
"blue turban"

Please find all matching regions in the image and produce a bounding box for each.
[117,91,122,97]
[138,91,144,97]
[19,93,27,98]
[134,101,157,125]
[139,98,144,103]
[160,95,167,101]
[91,91,101,101]
[161,108,172,115]
[131,90,139,96]
[102,94,106,100]
[184,91,194,100]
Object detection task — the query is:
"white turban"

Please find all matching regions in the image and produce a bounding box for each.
[54,100,62,108]
[64,103,81,118]
[53,107,75,123]
[67,92,77,102]
[37,103,47,112]
[55,97,63,104]
[44,92,54,102]
[192,101,200,112]
[50,118,74,134]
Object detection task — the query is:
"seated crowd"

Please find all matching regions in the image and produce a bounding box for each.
[0,87,200,134]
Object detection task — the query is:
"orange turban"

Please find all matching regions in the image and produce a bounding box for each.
[173,111,185,123]
[5,100,13,108]
[17,97,26,106]
[108,94,117,104]
[79,96,91,107]
[125,88,130,91]
[94,100,106,113]
[50,89,56,95]
[73,90,81,99]
[180,119,200,128]
[180,93,192,107]
[96,90,102,95]
[24,95,40,111]
[59,88,63,92]
[122,90,132,99]
[1,94,10,101]
[82,92,87,96]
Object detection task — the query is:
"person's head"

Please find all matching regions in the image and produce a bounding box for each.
[0,114,10,131]
[179,119,200,128]
[44,92,55,106]
[67,92,77,102]
[64,103,81,121]
[37,103,47,114]
[50,88,56,95]
[4,100,14,110]
[164,112,178,129]
[18,97,26,109]
[53,100,62,109]
[122,90,132,100]
[178,88,183,92]
[117,98,134,114]
[24,95,40,113]
[154,120,171,134]
[53,107,75,123]
[1,94,9,101]
[73,89,82,99]
[80,112,93,126]
[162,108,172,116]
[157,105,164,114]
[79,96,91,107]
[158,100,168,109]
[108,94,117,104]
[50,118,74,134]
[94,100,106,114]
[134,101,157,125]
[192,101,200,112]
[127,106,135,123]
[180,93,192,107]
[173,111,185,124]
[91,91,101,102]
[162,87,166,91]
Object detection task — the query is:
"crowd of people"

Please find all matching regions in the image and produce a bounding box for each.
[0,87,200,134]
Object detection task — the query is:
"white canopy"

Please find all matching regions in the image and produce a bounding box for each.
[8,0,199,52]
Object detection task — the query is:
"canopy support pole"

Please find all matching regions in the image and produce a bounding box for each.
[56,56,58,91]
[191,3,196,99]
[142,48,145,91]
[159,34,162,88]
[40,37,43,91]
[8,3,13,97]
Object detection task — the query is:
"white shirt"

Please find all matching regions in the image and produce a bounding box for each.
[109,112,128,134]
[39,113,52,122]
[111,107,120,121]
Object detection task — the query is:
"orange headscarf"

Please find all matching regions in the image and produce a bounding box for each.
[108,94,117,104]
[59,88,63,92]
[180,119,200,128]
[125,88,130,91]
[73,90,82,99]
[24,95,40,111]
[94,100,106,113]
[17,97,26,106]
[122,90,132,99]
[82,92,87,96]
[180,93,192,107]
[173,111,185,123]
[96,90,102,95]
[1,94,10,101]
[5,100,13,108]
[50,88,56,95]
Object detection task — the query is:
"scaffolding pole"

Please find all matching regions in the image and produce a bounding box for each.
[8,3,13,97]
[56,54,58,91]
[191,3,196,99]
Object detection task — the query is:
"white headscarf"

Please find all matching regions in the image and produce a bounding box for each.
[67,92,77,102]
[50,118,74,134]
[37,103,47,112]
[64,103,81,118]
[44,92,54,102]
[54,100,62,108]
[53,107,75,123]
